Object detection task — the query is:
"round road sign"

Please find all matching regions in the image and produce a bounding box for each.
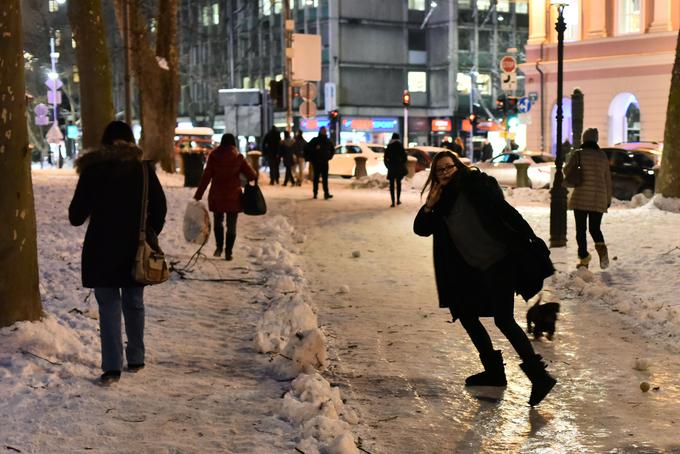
[500,55,517,73]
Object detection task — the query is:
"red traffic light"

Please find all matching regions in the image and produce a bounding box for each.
[330,109,339,118]
[402,90,411,107]
[468,113,477,123]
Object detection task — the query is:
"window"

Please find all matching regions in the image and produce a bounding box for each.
[243,77,251,88]
[476,73,491,95]
[477,0,491,10]
[457,73,471,94]
[563,1,580,42]
[261,0,271,16]
[201,6,211,26]
[212,3,220,25]
[408,71,427,93]
[408,29,426,51]
[408,0,425,11]
[516,0,529,14]
[618,0,641,34]
[48,0,58,13]
[497,0,510,13]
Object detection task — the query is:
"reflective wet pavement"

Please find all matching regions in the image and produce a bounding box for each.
[277,189,680,454]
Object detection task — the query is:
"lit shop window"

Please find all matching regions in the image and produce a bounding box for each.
[408,0,425,11]
[618,0,641,34]
[408,71,427,93]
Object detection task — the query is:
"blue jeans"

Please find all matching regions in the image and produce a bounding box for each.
[94,287,145,372]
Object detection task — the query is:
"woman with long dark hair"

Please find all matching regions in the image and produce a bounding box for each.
[414,151,556,406]
[69,121,167,385]
[194,133,257,260]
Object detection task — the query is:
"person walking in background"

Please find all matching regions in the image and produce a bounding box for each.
[69,121,167,385]
[194,133,257,261]
[384,132,407,207]
[281,130,296,186]
[293,129,307,186]
[565,128,612,269]
[414,150,556,407]
[262,126,281,185]
[307,127,335,199]
[481,139,494,162]
[454,136,466,159]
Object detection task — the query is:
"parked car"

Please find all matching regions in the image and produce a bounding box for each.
[602,146,659,200]
[406,146,471,172]
[475,151,555,189]
[330,143,386,177]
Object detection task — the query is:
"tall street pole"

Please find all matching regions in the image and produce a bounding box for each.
[549,3,568,248]
[284,0,293,133]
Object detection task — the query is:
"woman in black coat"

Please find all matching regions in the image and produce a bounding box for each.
[69,121,166,385]
[413,150,556,406]
[384,133,407,207]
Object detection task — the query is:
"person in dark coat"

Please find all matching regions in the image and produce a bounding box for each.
[281,130,296,186]
[262,126,281,185]
[481,139,494,162]
[565,128,612,269]
[194,133,257,260]
[293,129,307,186]
[384,132,407,207]
[414,150,556,407]
[307,127,335,199]
[69,120,167,385]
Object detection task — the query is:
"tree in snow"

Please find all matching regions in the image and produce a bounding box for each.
[0,0,44,326]
[658,30,680,198]
[67,0,115,150]
[112,0,180,172]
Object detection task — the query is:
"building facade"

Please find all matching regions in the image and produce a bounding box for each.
[521,0,679,154]
[179,0,529,146]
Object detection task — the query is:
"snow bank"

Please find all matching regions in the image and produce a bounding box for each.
[350,173,389,189]
[653,194,680,213]
[250,215,359,452]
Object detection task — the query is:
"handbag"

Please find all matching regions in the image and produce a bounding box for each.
[242,183,267,215]
[564,150,583,187]
[132,162,170,285]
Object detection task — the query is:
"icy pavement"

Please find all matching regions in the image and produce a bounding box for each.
[274,182,680,453]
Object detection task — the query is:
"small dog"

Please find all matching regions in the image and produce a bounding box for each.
[526,293,560,341]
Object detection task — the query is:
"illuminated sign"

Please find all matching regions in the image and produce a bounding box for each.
[431,119,452,132]
[341,117,399,132]
[300,117,330,132]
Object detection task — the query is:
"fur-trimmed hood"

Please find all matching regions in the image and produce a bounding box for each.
[74,141,143,174]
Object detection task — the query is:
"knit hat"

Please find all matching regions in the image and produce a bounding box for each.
[582,128,598,144]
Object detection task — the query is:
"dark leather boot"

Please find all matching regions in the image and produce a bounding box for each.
[520,354,557,406]
[465,350,507,387]
[224,234,236,261]
[594,242,609,269]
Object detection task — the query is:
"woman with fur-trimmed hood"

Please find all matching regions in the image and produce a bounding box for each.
[69,121,167,385]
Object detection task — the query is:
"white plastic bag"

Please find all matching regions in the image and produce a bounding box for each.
[183,200,211,245]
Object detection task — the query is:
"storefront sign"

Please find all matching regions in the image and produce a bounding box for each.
[341,117,399,132]
[431,119,452,132]
[409,117,429,133]
[300,117,330,132]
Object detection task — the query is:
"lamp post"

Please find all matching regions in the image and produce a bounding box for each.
[549,0,568,248]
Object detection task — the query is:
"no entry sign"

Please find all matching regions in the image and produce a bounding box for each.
[500,55,517,73]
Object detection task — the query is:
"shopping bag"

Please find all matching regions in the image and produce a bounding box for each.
[242,184,267,215]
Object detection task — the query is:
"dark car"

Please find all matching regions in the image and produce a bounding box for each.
[601,147,659,200]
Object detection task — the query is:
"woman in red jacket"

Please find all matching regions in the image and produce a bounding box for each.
[194,134,257,260]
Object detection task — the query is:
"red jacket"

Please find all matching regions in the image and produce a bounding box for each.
[194,145,257,213]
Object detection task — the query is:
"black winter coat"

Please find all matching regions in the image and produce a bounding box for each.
[413,170,553,320]
[69,143,167,288]
[384,140,407,179]
[307,135,335,165]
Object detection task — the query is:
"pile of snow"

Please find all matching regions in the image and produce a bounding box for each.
[504,187,551,204]
[629,192,653,209]
[249,215,359,453]
[349,173,388,189]
[407,169,430,193]
[653,194,680,213]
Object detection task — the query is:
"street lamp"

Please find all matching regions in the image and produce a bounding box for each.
[549,0,569,248]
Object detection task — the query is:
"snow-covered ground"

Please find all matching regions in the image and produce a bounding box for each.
[1,167,679,452]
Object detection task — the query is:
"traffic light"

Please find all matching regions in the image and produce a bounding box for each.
[402,89,411,107]
[468,113,478,132]
[269,80,284,109]
[496,95,506,112]
[329,109,339,140]
[506,96,519,114]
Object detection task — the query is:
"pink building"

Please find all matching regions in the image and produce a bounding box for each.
[521,0,680,153]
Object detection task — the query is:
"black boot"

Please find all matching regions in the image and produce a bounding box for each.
[465,350,507,387]
[224,234,236,261]
[520,354,557,406]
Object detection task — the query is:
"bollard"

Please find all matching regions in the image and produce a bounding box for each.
[354,156,368,178]
[406,155,417,179]
[513,161,532,188]
[246,150,262,177]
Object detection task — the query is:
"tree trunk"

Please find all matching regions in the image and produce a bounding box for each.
[658,31,680,198]
[0,0,43,327]
[113,0,179,172]
[68,0,115,150]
